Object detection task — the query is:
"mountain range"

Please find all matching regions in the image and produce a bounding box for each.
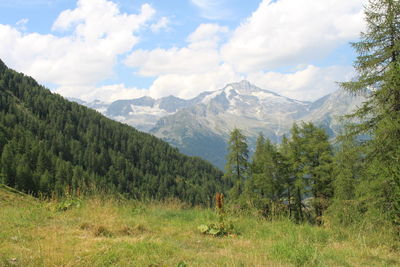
[79,80,366,169]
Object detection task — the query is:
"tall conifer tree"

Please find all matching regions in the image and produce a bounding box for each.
[340,0,400,226]
[225,128,249,197]
[285,123,333,223]
[247,134,285,217]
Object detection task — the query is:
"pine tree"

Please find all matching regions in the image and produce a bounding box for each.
[224,128,249,197]
[340,0,400,227]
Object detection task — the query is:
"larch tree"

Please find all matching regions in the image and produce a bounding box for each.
[340,0,400,227]
[285,123,334,223]
[247,134,284,216]
[328,135,365,225]
[224,128,249,198]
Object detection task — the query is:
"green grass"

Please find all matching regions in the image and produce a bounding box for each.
[0,187,398,266]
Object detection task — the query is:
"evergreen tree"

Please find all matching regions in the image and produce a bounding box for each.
[224,128,249,197]
[284,124,307,222]
[284,123,334,223]
[15,154,34,193]
[340,0,400,227]
[278,135,295,218]
[328,135,365,225]
[247,134,285,217]
[333,136,364,201]
[1,143,16,186]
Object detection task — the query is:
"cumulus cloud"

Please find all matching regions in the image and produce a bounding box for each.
[124,23,228,76]
[246,65,354,101]
[150,17,170,33]
[56,84,149,103]
[146,64,355,101]
[221,0,364,72]
[187,23,228,49]
[123,0,364,100]
[148,63,240,99]
[0,0,155,99]
[0,0,366,102]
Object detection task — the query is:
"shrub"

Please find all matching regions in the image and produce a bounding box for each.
[198,193,237,237]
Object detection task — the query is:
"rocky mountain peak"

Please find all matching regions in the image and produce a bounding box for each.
[224,80,259,94]
[78,80,366,169]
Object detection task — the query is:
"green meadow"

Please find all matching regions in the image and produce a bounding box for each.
[0,185,398,267]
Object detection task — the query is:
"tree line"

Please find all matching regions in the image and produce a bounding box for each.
[224,123,333,224]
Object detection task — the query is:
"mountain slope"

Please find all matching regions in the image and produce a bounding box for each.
[149,81,308,168]
[0,59,225,205]
[301,89,366,137]
[103,95,198,132]
[150,81,365,169]
[78,81,365,169]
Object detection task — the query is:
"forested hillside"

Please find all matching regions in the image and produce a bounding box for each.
[0,59,225,205]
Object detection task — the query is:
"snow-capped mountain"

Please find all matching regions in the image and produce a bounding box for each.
[104,95,199,132]
[78,80,366,169]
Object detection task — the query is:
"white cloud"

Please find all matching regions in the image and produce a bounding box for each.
[125,0,364,101]
[148,63,240,99]
[125,47,221,76]
[187,23,228,49]
[0,0,155,95]
[124,24,234,99]
[143,64,354,101]
[221,0,364,72]
[150,17,170,33]
[56,84,149,102]
[124,23,227,76]
[15,18,29,31]
[190,0,231,20]
[246,65,354,101]
[0,0,366,103]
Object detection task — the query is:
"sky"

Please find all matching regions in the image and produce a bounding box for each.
[0,0,366,102]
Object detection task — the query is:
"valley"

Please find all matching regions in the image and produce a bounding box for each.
[79,81,365,169]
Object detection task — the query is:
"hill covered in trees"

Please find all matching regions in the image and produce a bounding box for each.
[0,59,225,205]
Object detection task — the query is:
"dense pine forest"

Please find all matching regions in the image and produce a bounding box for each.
[0,59,226,205]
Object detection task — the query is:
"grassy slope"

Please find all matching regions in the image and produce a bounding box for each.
[0,184,36,203]
[0,187,398,267]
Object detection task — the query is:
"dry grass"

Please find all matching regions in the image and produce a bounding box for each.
[0,189,399,266]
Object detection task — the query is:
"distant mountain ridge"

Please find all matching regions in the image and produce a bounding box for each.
[78,80,366,169]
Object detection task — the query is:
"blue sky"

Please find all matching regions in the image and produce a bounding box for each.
[0,0,365,102]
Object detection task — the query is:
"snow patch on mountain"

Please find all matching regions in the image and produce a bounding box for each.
[77,80,366,169]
